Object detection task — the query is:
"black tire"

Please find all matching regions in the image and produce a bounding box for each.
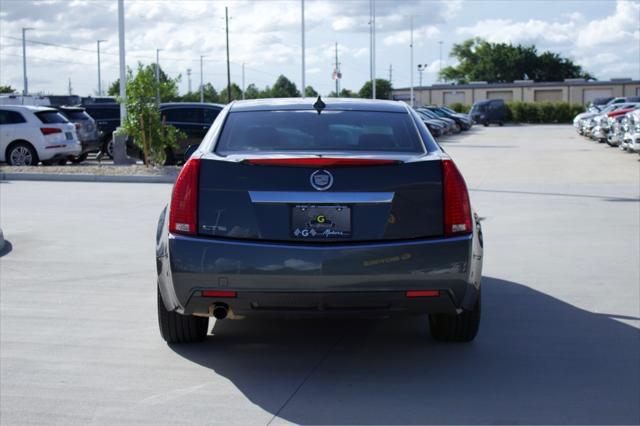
[105,139,114,159]
[6,142,38,166]
[498,122,504,127]
[483,122,489,127]
[429,292,481,342]
[164,148,176,166]
[157,286,208,343]
[69,153,89,164]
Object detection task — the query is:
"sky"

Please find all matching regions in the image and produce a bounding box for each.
[0,0,638,97]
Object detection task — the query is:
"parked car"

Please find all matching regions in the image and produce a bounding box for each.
[586,97,614,110]
[416,108,458,133]
[81,96,117,105]
[0,105,81,166]
[424,105,472,130]
[56,106,100,163]
[83,103,121,158]
[160,102,224,164]
[415,108,454,135]
[156,98,483,344]
[577,103,639,138]
[620,110,640,152]
[470,99,507,126]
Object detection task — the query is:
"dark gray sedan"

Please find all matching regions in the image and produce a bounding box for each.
[156,98,483,343]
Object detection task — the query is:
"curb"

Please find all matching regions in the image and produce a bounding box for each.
[0,172,176,184]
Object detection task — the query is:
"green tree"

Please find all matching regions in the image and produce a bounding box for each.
[304,85,318,97]
[270,75,300,98]
[0,85,16,94]
[178,83,219,103]
[108,64,181,101]
[359,79,392,99]
[243,83,262,99]
[440,38,593,84]
[220,83,243,102]
[117,63,184,166]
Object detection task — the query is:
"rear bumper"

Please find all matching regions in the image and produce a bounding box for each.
[38,143,82,161]
[158,232,482,316]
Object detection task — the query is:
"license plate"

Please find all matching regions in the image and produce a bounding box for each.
[291,205,351,239]
[65,132,73,140]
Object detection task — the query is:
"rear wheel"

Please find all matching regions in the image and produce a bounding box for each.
[69,153,89,164]
[157,287,208,343]
[7,142,38,166]
[429,292,480,342]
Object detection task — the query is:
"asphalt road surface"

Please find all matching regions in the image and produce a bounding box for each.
[1,125,638,425]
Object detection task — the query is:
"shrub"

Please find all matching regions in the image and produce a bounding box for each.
[449,102,471,113]
[503,101,582,124]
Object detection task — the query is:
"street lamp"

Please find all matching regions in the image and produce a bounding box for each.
[22,27,34,96]
[417,64,427,105]
[97,39,106,96]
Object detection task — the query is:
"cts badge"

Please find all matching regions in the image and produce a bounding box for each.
[310,170,333,191]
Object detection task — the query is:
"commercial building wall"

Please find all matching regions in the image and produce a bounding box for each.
[392,80,640,106]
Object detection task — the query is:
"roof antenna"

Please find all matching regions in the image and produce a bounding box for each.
[313,95,326,114]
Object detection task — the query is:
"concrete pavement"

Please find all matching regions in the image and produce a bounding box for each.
[1,125,638,425]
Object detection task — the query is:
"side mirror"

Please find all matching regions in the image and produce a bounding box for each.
[184,144,198,162]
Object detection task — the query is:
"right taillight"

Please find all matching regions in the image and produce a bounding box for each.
[442,159,472,236]
[169,158,201,235]
[40,127,62,135]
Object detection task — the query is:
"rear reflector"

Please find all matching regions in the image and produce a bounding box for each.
[406,290,440,298]
[40,127,62,135]
[442,159,472,236]
[169,158,201,235]
[202,290,237,298]
[243,158,400,167]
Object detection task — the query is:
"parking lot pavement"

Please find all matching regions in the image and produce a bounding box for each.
[1,124,638,425]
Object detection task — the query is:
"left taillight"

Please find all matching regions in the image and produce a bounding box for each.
[40,127,62,135]
[169,158,201,235]
[442,159,472,236]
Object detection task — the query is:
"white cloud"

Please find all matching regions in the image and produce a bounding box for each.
[383,26,440,47]
[576,0,640,48]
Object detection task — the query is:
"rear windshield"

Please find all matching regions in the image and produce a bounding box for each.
[62,110,90,120]
[35,111,69,124]
[215,110,424,154]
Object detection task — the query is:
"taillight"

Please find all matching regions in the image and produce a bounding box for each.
[243,158,399,167]
[442,159,472,236]
[169,158,201,235]
[40,127,62,135]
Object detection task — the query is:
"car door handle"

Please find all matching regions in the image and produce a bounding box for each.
[202,126,210,130]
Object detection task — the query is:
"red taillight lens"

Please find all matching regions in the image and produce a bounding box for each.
[406,290,440,298]
[243,158,399,167]
[40,127,62,135]
[442,159,472,236]
[202,290,237,298]
[169,158,201,235]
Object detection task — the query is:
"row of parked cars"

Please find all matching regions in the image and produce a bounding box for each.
[413,105,473,137]
[573,96,640,154]
[0,96,224,166]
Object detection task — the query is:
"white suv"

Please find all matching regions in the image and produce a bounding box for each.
[0,105,81,166]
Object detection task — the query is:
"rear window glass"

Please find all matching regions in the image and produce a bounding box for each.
[35,111,69,124]
[86,108,120,120]
[215,110,424,154]
[62,110,90,120]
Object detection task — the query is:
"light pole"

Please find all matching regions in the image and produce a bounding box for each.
[200,55,205,103]
[438,41,443,82]
[225,6,231,103]
[301,0,305,97]
[97,39,106,96]
[369,0,376,99]
[22,27,34,96]
[187,68,192,93]
[417,64,427,106]
[409,16,414,107]
[241,63,245,100]
[155,48,162,106]
[117,0,126,120]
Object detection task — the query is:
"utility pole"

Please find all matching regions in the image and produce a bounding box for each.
[409,16,414,107]
[301,0,305,97]
[22,27,33,96]
[389,64,392,86]
[68,78,72,95]
[372,0,376,99]
[97,40,106,96]
[333,42,341,96]
[225,6,231,103]
[241,63,245,100]
[117,0,126,120]
[155,48,162,106]
[438,41,443,82]
[187,68,192,93]
[200,55,204,102]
